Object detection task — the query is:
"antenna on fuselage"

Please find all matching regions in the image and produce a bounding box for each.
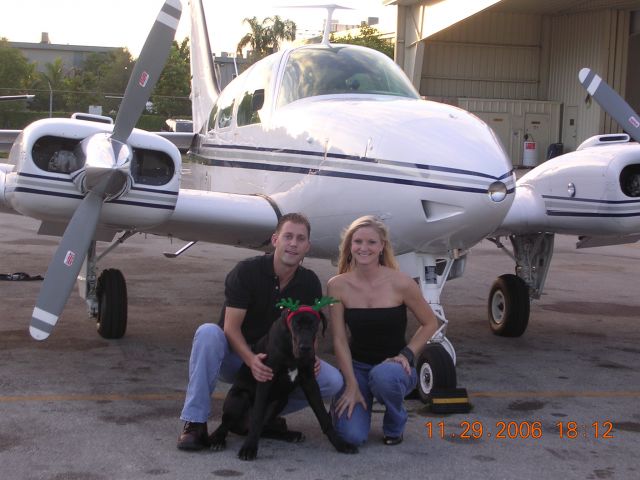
[280,4,353,46]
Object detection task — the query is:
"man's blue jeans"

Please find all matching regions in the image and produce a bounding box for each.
[180,323,344,423]
[332,359,417,445]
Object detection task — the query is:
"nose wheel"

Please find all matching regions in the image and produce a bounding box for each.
[96,268,127,339]
[415,343,457,403]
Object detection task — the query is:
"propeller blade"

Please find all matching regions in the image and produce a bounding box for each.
[30,191,104,340]
[579,67,640,144]
[111,0,182,143]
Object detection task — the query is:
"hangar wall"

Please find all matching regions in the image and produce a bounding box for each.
[416,7,632,165]
[421,12,543,104]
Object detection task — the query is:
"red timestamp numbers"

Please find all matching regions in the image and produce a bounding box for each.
[425,420,615,440]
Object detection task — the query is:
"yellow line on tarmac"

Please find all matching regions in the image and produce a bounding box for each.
[0,391,226,403]
[471,391,640,398]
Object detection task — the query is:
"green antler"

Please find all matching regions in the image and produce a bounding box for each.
[276,298,301,311]
[312,296,340,311]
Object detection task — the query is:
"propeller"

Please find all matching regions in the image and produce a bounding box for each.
[30,0,182,340]
[578,67,640,144]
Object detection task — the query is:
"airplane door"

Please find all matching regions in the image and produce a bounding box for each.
[562,105,578,153]
[524,113,550,165]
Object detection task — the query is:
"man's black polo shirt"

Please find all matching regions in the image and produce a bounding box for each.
[218,253,322,345]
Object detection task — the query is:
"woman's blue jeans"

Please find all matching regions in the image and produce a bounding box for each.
[332,359,417,445]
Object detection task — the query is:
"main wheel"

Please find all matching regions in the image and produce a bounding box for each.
[488,273,529,337]
[96,268,127,339]
[416,343,457,404]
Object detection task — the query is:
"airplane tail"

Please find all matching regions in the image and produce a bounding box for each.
[189,0,219,134]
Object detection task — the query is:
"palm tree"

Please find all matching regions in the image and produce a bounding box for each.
[236,17,270,58]
[267,15,296,52]
[236,16,297,61]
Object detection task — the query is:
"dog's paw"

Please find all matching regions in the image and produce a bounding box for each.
[209,437,227,452]
[238,444,258,461]
[282,430,305,443]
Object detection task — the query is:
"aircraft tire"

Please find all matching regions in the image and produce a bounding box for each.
[488,273,529,337]
[416,343,457,404]
[96,268,128,339]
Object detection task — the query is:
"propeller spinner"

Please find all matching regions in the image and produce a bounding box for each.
[30,0,182,340]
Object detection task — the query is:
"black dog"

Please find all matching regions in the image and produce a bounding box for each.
[209,304,358,460]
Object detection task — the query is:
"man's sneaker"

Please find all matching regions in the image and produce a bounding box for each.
[177,422,209,451]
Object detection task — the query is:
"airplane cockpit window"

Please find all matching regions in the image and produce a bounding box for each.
[277,45,419,107]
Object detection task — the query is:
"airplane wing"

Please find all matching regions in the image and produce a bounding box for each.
[494,69,640,244]
[483,68,640,338]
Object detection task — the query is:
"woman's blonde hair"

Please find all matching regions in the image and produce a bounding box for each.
[337,215,399,274]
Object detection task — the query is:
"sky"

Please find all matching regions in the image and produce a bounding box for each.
[2,0,397,57]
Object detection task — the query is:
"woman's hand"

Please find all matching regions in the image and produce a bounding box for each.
[335,384,367,419]
[386,354,411,375]
[249,353,273,382]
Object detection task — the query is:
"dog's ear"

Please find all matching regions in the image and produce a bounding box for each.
[318,311,328,336]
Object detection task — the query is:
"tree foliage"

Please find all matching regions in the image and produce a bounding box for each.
[330,24,394,59]
[0,37,192,120]
[0,38,37,94]
[236,16,296,62]
[152,38,191,117]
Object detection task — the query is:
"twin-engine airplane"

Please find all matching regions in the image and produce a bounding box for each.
[1,0,640,400]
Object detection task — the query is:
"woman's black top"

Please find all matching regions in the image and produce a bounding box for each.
[344,304,407,365]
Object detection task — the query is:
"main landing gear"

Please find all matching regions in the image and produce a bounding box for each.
[487,233,554,337]
[79,232,135,339]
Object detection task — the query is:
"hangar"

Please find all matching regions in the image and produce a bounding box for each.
[386,0,640,166]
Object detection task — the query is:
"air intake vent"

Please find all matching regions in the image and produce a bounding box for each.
[577,134,631,150]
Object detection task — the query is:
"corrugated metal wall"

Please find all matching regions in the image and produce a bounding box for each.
[416,4,633,159]
[421,11,543,103]
[546,10,610,143]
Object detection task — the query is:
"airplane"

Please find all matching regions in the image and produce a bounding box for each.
[0,95,35,102]
[1,0,639,403]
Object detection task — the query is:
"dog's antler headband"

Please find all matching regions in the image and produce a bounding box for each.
[276,297,340,329]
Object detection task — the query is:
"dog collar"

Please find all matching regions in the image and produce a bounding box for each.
[285,306,321,330]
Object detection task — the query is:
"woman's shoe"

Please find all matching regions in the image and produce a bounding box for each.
[383,434,403,445]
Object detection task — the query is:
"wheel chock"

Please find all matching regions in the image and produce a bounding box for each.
[428,387,472,414]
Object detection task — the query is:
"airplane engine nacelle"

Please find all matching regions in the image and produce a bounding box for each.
[499,139,640,236]
[3,118,181,231]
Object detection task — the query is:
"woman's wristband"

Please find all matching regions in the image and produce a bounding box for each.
[399,346,414,365]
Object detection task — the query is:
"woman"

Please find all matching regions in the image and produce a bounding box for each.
[327,215,439,446]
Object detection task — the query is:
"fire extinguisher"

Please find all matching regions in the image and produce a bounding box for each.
[523,133,537,167]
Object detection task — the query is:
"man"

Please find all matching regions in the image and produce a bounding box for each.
[178,212,343,450]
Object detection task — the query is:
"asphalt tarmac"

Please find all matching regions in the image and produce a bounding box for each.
[1,209,640,480]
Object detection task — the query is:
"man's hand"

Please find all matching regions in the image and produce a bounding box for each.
[249,353,273,382]
[314,356,321,377]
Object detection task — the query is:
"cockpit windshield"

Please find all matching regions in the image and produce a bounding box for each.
[277,45,420,107]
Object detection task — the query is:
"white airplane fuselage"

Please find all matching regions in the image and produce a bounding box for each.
[188,44,515,259]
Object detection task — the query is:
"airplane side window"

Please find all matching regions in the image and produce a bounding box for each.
[207,104,218,133]
[236,56,274,127]
[217,99,234,129]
